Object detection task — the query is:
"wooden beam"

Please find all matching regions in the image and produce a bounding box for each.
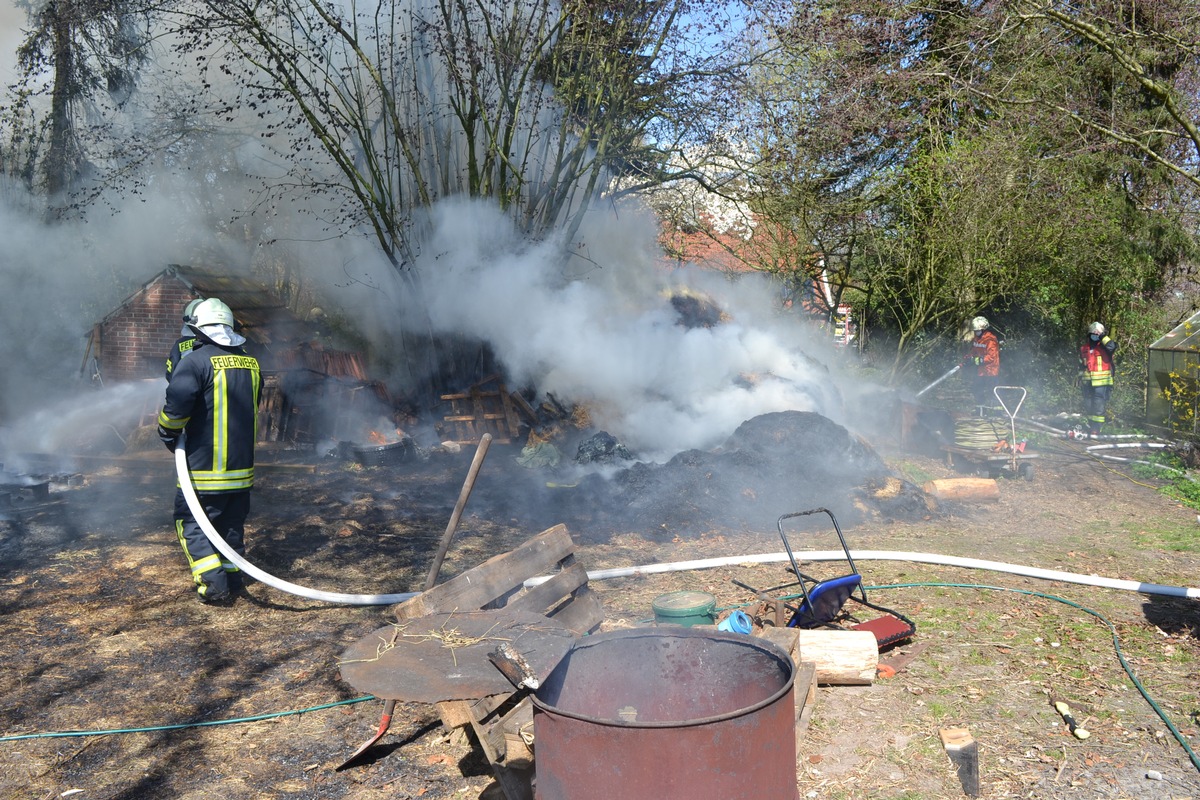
[923,478,1000,503]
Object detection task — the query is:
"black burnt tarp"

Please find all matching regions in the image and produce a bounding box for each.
[575,431,634,465]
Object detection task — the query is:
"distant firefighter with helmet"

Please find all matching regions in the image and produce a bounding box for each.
[961,315,1001,415]
[157,298,262,605]
[1079,321,1117,437]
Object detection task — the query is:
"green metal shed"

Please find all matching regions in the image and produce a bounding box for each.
[1146,310,1200,431]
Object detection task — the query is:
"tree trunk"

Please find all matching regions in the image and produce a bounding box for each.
[44,2,75,212]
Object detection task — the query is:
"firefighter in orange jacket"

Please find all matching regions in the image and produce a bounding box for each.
[962,316,1001,414]
[1079,321,1116,437]
[157,298,262,605]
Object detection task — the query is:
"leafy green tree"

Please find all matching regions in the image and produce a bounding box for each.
[155,0,753,398]
[737,0,1199,383]
[997,0,1200,191]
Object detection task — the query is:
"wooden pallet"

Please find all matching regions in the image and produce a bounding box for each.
[439,375,534,444]
[390,524,604,800]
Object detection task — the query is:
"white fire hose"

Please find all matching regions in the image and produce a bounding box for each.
[175,443,417,605]
[176,439,1199,605]
[525,550,1200,599]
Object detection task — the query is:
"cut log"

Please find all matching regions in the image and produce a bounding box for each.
[922,477,1000,503]
[757,627,877,685]
[797,629,878,684]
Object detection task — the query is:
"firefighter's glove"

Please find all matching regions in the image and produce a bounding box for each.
[972,356,983,366]
[158,425,180,453]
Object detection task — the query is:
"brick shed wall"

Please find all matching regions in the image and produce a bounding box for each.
[98,277,199,382]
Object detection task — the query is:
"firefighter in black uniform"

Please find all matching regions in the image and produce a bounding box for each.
[165,298,203,381]
[157,298,262,604]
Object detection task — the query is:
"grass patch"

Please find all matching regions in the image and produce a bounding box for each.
[1113,515,1200,554]
[1160,473,1200,513]
[923,698,953,718]
[894,459,937,485]
[1126,454,1200,512]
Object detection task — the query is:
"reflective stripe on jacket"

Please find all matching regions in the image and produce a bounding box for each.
[1080,338,1115,386]
[158,342,261,492]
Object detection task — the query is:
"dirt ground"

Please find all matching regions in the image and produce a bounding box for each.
[2,420,1200,800]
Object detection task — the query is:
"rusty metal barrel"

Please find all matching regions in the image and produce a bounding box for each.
[531,627,799,800]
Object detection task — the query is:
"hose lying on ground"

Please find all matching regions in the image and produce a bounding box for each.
[1014,415,1163,441]
[175,443,417,606]
[525,550,1200,599]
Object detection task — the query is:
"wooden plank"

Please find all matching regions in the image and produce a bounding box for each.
[465,706,535,800]
[505,562,588,615]
[502,731,534,769]
[435,694,510,732]
[500,391,521,438]
[756,626,801,663]
[436,699,479,729]
[546,585,605,635]
[509,392,539,425]
[386,521,605,800]
[393,525,575,620]
[794,660,818,740]
[441,390,506,401]
[493,696,535,768]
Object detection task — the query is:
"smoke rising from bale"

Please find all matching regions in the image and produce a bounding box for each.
[0,1,861,471]
[363,197,843,461]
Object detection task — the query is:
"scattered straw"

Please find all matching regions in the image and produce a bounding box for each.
[338,614,511,668]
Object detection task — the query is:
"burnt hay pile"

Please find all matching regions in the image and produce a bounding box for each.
[557,410,930,540]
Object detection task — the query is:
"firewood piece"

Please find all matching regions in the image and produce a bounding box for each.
[922,477,1000,503]
[487,642,539,690]
[756,628,878,685]
[940,727,981,796]
[796,629,879,684]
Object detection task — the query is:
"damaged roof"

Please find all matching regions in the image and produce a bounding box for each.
[170,264,312,346]
[100,264,320,346]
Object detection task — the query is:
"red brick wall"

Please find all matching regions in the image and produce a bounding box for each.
[99,276,200,382]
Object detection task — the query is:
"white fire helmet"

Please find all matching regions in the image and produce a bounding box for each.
[1088,321,1105,336]
[182,298,203,324]
[971,316,990,332]
[191,298,235,329]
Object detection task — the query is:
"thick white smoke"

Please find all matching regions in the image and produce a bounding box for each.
[381,197,840,461]
[0,1,855,467]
